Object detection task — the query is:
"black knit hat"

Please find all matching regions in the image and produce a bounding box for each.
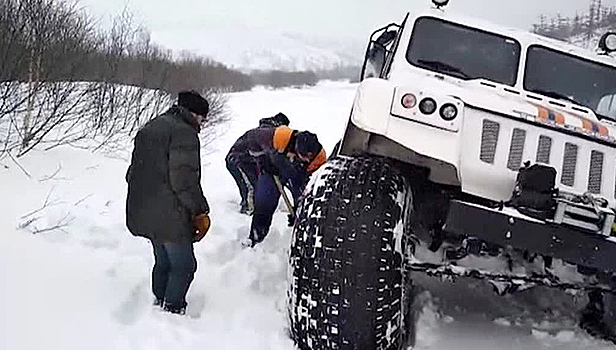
[258,112,290,128]
[295,131,321,156]
[273,113,290,126]
[178,90,209,117]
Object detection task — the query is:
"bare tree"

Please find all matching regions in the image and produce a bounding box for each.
[198,87,230,150]
[0,0,242,159]
[0,0,102,155]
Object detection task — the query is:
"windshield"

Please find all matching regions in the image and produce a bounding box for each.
[406,17,521,86]
[525,45,616,121]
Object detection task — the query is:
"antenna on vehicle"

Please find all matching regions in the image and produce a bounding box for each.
[431,0,450,9]
[598,32,616,55]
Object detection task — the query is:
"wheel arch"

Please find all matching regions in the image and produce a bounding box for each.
[339,121,461,187]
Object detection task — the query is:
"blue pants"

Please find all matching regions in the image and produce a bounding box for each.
[249,163,308,244]
[151,242,197,308]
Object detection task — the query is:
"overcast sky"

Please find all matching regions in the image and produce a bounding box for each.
[80,0,616,51]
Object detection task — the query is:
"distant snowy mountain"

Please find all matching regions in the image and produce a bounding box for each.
[169,27,365,72]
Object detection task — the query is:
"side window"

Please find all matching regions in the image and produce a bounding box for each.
[362,28,399,80]
[597,93,616,118]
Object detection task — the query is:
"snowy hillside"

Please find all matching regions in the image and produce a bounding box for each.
[2,81,615,349]
[170,28,364,72]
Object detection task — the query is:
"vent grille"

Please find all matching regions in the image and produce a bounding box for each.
[480,120,500,164]
[588,151,604,194]
[561,143,578,186]
[536,136,552,164]
[507,128,526,170]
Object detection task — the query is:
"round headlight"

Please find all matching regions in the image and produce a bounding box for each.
[599,32,616,52]
[439,103,458,121]
[401,93,417,109]
[418,98,437,115]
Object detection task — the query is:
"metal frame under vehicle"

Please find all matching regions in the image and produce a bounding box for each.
[443,199,616,275]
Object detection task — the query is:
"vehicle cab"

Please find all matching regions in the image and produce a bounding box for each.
[346,7,616,212]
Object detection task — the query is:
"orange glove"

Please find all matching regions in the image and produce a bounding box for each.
[193,213,210,242]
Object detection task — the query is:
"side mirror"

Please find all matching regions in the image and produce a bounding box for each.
[597,93,616,118]
[598,32,616,54]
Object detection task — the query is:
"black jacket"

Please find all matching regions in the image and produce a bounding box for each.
[125,106,209,243]
[226,127,276,167]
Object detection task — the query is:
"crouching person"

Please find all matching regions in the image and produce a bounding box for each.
[243,126,327,247]
[226,112,290,214]
[125,90,211,315]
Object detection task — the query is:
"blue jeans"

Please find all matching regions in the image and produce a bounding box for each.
[249,162,308,244]
[151,242,197,308]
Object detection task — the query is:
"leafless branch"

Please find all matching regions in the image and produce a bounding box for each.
[6,150,30,178]
[31,212,73,234]
[20,186,58,219]
[74,193,92,206]
[39,164,62,182]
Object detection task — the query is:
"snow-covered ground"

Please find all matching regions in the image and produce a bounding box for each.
[1,81,614,349]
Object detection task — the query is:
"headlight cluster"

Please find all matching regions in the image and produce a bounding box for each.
[439,103,458,120]
[419,98,437,115]
[401,93,417,109]
[400,93,459,121]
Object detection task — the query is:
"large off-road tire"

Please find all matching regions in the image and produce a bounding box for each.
[580,288,616,343]
[288,155,416,350]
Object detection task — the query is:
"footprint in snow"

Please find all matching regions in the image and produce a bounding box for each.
[186,292,207,319]
[112,279,148,325]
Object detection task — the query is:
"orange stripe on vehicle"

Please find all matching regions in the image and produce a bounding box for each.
[535,105,565,124]
[553,111,565,124]
[533,102,611,138]
[597,125,609,136]
[581,119,593,132]
[537,106,549,121]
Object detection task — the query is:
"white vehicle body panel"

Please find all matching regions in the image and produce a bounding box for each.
[348,9,616,207]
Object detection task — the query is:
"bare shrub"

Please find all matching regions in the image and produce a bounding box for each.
[0,0,240,159]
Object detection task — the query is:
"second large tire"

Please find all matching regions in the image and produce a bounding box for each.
[288,155,415,349]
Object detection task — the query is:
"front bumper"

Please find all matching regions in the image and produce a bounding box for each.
[443,200,616,274]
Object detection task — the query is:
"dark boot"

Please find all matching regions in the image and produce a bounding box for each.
[163,302,186,315]
[240,237,255,248]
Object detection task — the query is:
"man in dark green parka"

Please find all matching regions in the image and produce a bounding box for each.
[126,90,210,315]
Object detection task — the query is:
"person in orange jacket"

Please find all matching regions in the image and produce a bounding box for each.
[226,113,290,214]
[229,125,326,247]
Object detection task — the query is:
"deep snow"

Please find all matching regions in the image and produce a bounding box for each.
[1,81,615,349]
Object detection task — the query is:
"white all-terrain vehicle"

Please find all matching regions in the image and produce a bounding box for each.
[287,1,616,349]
